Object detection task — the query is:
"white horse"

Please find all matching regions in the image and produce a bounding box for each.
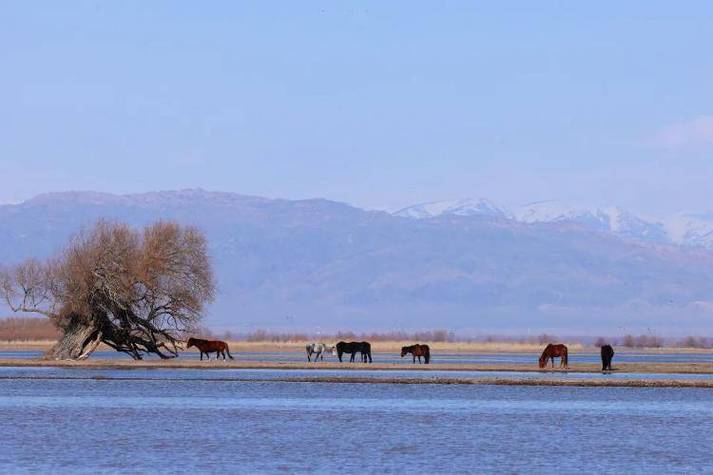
[306,343,336,362]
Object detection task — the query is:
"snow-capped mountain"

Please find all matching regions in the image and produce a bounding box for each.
[393,198,704,247]
[394,198,510,219]
[514,201,670,243]
[664,214,713,248]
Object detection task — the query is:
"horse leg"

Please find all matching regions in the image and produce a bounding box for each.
[350,352,355,363]
[199,351,203,361]
[307,351,311,362]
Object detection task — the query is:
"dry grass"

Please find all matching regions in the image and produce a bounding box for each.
[1,317,712,356]
[0,317,59,341]
[4,338,713,354]
[204,339,713,354]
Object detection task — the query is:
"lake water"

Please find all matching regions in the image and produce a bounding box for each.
[1,367,712,474]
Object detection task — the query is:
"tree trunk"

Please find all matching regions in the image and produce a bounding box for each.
[44,321,103,360]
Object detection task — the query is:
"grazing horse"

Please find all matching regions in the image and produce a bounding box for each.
[306,343,336,362]
[600,344,614,371]
[401,344,430,364]
[186,337,234,360]
[336,341,372,363]
[538,343,568,369]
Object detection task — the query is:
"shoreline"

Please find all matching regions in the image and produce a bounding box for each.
[1,358,713,374]
[0,372,711,388]
[2,356,713,388]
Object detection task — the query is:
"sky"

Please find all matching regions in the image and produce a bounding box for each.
[1,1,713,216]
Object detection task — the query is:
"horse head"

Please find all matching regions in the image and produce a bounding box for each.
[400,346,408,358]
[186,338,195,349]
[329,346,337,356]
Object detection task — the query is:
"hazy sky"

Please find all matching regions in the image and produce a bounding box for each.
[2,2,713,215]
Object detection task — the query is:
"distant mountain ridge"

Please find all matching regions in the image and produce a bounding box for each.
[2,189,713,335]
[395,198,713,248]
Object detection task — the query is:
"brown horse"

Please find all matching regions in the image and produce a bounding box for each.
[538,343,568,369]
[186,337,234,360]
[401,344,430,364]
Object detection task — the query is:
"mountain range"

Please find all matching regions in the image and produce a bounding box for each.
[395,198,713,249]
[2,190,713,335]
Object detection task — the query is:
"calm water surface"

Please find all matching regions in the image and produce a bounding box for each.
[0,368,712,474]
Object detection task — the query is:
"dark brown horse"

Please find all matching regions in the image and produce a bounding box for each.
[600,344,614,371]
[401,344,430,364]
[538,343,568,369]
[186,337,234,360]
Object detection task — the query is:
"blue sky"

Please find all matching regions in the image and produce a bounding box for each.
[1,1,712,215]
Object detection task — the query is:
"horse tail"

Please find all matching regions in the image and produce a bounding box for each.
[424,345,430,364]
[225,343,234,360]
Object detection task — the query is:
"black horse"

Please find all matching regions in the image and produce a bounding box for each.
[336,341,372,363]
[600,344,614,371]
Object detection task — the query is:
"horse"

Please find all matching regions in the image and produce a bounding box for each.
[336,341,372,363]
[538,343,568,369]
[600,344,614,371]
[401,344,430,364]
[186,337,234,360]
[306,342,336,362]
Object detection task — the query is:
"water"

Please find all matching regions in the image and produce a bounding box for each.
[1,368,712,474]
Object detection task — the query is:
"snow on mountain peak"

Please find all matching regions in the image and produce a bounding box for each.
[394,198,509,219]
[663,214,713,248]
[395,198,675,245]
[513,200,584,223]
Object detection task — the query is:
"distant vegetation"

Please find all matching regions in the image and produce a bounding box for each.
[0,317,59,341]
[167,327,713,349]
[237,329,457,343]
[2,318,711,349]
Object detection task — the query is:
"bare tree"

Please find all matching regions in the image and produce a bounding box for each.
[0,221,214,360]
